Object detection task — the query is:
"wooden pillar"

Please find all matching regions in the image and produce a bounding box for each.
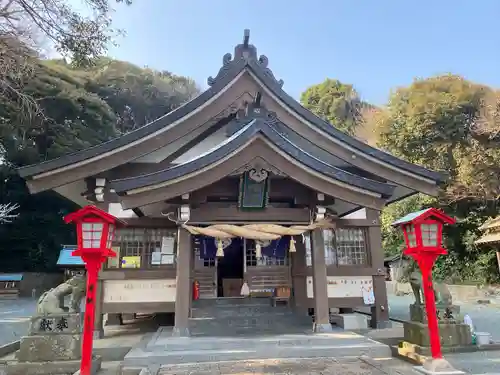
[291,235,307,314]
[173,227,192,337]
[93,280,104,339]
[366,209,390,328]
[310,228,332,332]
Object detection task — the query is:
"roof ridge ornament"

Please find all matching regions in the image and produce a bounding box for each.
[207,29,284,88]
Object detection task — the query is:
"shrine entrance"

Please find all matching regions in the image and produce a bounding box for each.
[217,238,244,297]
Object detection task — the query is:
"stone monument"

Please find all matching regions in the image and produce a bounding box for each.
[401,269,472,355]
[5,275,102,375]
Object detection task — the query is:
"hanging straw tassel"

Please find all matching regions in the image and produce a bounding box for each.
[289,237,296,253]
[255,242,262,259]
[216,239,225,257]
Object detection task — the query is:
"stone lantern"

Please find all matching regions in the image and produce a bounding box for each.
[392,208,466,375]
[64,205,125,375]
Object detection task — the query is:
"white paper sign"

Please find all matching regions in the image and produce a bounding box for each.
[161,237,175,254]
[362,286,375,305]
[161,254,175,265]
[151,252,161,265]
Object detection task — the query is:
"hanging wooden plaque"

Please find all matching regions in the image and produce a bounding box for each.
[238,171,269,210]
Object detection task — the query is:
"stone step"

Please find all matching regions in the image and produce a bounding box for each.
[123,331,392,367]
[192,297,270,308]
[190,314,311,329]
[190,304,292,318]
[190,324,312,338]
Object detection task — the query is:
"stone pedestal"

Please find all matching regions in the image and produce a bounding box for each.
[5,313,101,375]
[402,304,472,352]
[410,303,460,324]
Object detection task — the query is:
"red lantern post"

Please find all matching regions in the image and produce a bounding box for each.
[64,206,125,375]
[392,208,457,373]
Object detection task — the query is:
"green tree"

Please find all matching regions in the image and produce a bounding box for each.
[0,0,132,129]
[374,74,500,283]
[82,58,199,133]
[300,79,365,135]
[0,57,197,272]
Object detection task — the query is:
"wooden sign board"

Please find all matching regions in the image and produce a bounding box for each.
[306,276,373,299]
[103,279,176,303]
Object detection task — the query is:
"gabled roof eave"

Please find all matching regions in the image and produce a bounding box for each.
[245,60,447,185]
[18,60,248,179]
[109,117,395,199]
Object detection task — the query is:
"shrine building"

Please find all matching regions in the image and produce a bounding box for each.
[18,30,445,337]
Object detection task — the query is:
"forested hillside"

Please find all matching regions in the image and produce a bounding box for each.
[0,58,199,271]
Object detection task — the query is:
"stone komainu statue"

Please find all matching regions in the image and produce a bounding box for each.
[36,274,86,315]
[406,261,452,306]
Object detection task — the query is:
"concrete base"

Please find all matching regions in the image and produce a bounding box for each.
[105,313,123,326]
[331,313,368,330]
[373,319,392,329]
[5,355,102,375]
[93,329,104,340]
[313,322,333,332]
[171,326,190,337]
[414,358,465,375]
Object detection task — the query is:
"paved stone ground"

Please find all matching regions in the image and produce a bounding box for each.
[0,298,35,346]
[446,350,500,374]
[157,357,419,375]
[387,295,500,341]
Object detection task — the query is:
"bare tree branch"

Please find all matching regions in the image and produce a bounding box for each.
[0,202,19,223]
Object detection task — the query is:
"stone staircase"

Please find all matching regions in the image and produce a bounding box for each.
[189,297,312,336]
[118,298,392,373]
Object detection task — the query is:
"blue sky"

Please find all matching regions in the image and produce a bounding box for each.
[108,0,499,105]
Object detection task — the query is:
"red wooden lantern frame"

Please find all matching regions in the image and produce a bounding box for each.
[392,208,455,361]
[64,205,126,375]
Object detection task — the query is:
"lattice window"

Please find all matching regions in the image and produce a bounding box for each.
[305,228,368,266]
[305,232,336,266]
[245,239,289,267]
[82,222,103,248]
[421,224,438,247]
[334,228,368,266]
[111,228,177,269]
[405,225,417,247]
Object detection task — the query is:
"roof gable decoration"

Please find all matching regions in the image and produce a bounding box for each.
[207,29,284,88]
[391,208,456,227]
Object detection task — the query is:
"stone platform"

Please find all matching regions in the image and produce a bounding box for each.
[120,326,392,370]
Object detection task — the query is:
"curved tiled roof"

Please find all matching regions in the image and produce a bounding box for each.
[19,29,445,187]
[109,111,395,198]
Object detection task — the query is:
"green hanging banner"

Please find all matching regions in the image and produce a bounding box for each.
[238,171,269,210]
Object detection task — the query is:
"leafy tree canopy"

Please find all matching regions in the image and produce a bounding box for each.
[0,56,199,272]
[373,75,500,283]
[300,78,366,135]
[374,74,500,203]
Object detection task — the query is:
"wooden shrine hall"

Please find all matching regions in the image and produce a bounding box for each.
[18,30,445,337]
